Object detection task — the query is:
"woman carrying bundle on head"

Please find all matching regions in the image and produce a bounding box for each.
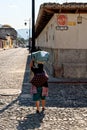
[29,59,49,114]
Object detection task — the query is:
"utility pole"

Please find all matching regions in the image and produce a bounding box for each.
[32,0,36,52]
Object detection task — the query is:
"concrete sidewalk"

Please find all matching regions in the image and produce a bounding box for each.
[48,76,87,84]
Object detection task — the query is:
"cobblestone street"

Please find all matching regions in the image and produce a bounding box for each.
[0,48,87,130]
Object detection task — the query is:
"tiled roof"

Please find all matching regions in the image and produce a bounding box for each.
[35,2,87,38]
[0,28,17,39]
[0,36,6,40]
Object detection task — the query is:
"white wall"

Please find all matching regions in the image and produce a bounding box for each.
[55,13,87,49]
[36,13,87,49]
[36,15,56,48]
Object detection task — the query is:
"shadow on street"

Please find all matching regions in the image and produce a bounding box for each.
[17,112,45,130]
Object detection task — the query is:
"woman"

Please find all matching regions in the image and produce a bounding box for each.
[30,60,48,113]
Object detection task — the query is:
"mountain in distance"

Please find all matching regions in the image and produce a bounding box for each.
[16,28,32,39]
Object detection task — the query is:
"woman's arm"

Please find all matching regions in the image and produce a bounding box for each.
[29,60,34,68]
[29,60,37,74]
[44,69,49,78]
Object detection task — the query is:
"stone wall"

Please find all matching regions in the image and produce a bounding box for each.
[58,49,87,78]
[42,47,87,78]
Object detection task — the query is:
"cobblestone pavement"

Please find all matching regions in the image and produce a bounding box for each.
[0,48,87,130]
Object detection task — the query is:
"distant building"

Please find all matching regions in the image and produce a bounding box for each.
[0,24,17,49]
[0,36,6,48]
[35,3,87,78]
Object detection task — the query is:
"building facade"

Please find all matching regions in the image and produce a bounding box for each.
[35,3,87,78]
[0,25,17,49]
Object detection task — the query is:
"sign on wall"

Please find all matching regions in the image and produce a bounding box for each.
[56,14,68,30]
[57,15,68,26]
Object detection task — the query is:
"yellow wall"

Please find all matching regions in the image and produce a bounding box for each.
[3,36,13,49]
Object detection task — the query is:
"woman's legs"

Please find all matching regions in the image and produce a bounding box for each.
[41,99,46,109]
[34,87,46,112]
[36,100,46,112]
[36,101,40,112]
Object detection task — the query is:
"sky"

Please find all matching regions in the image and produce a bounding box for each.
[0,0,87,30]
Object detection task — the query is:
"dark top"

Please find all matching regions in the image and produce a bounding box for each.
[31,66,48,87]
[31,67,44,75]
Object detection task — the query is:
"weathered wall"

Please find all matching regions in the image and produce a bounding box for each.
[36,13,87,78]
[55,14,87,49]
[43,48,87,78]
[36,13,87,49]
[36,15,56,48]
[57,49,87,78]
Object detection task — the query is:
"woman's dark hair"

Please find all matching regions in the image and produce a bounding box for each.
[38,63,43,70]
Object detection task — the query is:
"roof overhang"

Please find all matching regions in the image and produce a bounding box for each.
[35,2,87,38]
